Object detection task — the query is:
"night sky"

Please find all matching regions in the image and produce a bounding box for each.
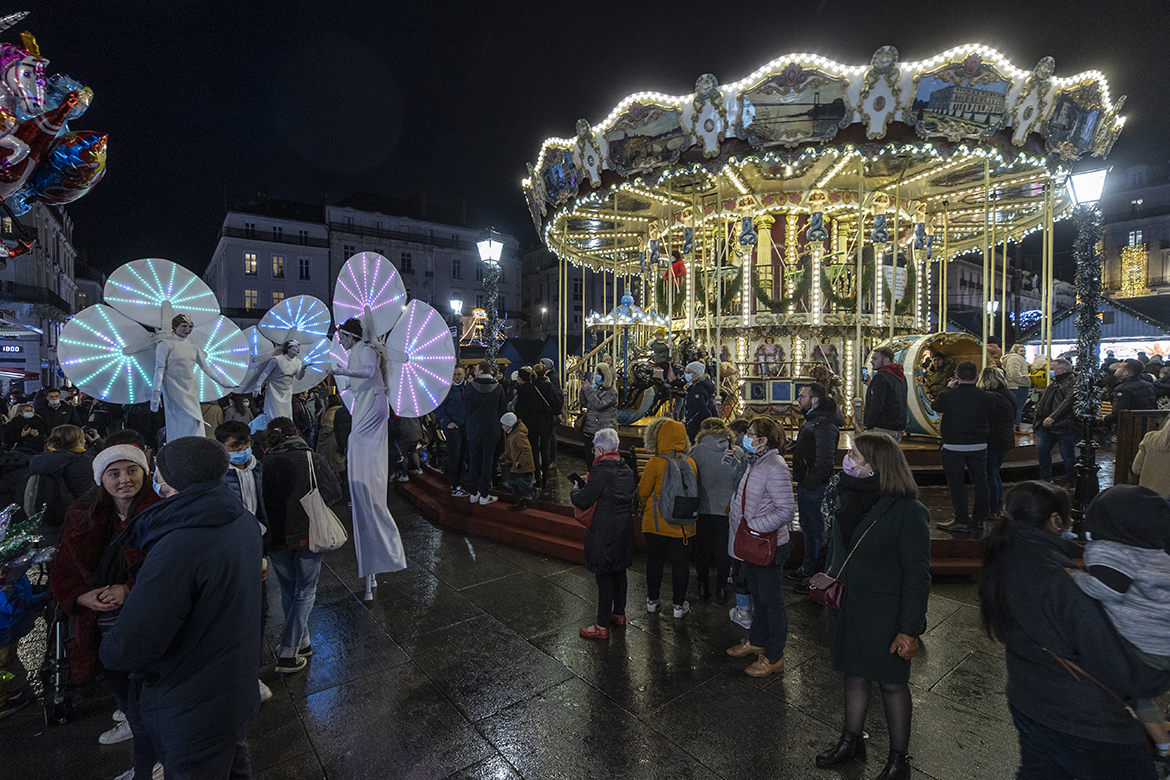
[15,0,1170,277]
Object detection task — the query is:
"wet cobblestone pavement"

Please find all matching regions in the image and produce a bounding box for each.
[3,445,1122,779]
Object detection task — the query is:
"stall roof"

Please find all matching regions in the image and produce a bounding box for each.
[1017,297,1170,344]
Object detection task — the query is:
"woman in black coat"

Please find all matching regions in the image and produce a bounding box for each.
[570,427,635,640]
[515,367,554,488]
[4,403,47,451]
[815,433,930,780]
[977,367,1017,517]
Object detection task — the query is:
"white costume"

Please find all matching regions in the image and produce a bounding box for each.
[254,353,306,421]
[334,340,406,577]
[153,336,223,440]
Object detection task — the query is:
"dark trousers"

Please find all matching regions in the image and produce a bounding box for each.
[694,514,730,586]
[645,532,689,606]
[104,665,158,778]
[742,543,790,663]
[731,559,751,596]
[595,570,628,626]
[445,427,467,490]
[528,428,550,485]
[986,448,1008,514]
[467,437,496,497]
[1010,704,1157,780]
[796,483,827,573]
[161,723,252,780]
[1036,427,1078,484]
[940,447,989,526]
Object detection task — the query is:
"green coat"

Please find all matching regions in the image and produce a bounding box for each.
[825,495,931,684]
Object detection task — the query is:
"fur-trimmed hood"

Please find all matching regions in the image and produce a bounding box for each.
[643,417,690,455]
[597,362,615,390]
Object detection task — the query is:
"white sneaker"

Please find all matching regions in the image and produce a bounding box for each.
[112,708,127,722]
[479,495,498,505]
[646,598,658,613]
[99,719,134,744]
[412,469,423,475]
[113,770,134,780]
[470,493,480,503]
[452,487,469,497]
[673,601,691,619]
[396,474,410,483]
[258,679,273,703]
[152,764,164,780]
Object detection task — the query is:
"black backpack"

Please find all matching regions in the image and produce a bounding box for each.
[23,470,74,528]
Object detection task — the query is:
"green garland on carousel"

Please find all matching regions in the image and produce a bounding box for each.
[752,260,917,315]
[654,264,743,318]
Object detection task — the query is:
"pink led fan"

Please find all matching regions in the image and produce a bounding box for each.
[328,334,355,412]
[331,252,407,338]
[385,300,456,417]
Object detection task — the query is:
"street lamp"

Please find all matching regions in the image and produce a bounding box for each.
[449,298,463,366]
[1066,167,1110,525]
[476,228,503,371]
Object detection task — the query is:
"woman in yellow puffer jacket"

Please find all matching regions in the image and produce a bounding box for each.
[638,418,697,618]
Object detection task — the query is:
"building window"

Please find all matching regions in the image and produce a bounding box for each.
[343,244,355,257]
[272,255,285,278]
[298,257,311,281]
[573,314,582,325]
[405,287,412,300]
[452,256,462,280]
[78,292,88,308]
[475,261,483,282]
[244,289,258,309]
[374,220,382,232]
[400,252,413,272]
[298,229,309,245]
[272,291,285,306]
[243,252,257,275]
[1130,230,1144,246]
[1130,168,1148,188]
[272,225,283,241]
[475,293,484,309]
[244,222,255,238]
[573,279,583,301]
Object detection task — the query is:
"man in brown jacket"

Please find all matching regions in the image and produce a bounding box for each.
[500,412,537,511]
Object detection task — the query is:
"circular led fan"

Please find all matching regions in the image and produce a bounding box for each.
[58,304,154,404]
[188,316,250,402]
[103,258,220,328]
[290,336,331,395]
[329,334,355,412]
[232,326,267,395]
[259,295,331,346]
[332,252,406,339]
[385,300,456,418]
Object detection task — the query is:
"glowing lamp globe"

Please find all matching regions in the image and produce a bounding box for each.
[1067,168,1110,206]
[476,229,504,266]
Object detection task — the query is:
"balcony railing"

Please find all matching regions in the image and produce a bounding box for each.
[0,280,72,315]
[328,222,475,251]
[220,227,330,249]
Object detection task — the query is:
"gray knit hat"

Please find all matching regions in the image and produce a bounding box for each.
[156,436,230,492]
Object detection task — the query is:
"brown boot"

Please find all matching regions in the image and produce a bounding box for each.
[726,639,765,657]
[745,654,785,677]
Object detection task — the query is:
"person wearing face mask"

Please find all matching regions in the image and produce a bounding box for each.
[4,402,46,451]
[224,393,255,425]
[151,314,235,441]
[580,363,618,461]
[252,340,308,423]
[813,433,930,780]
[435,365,470,498]
[1032,358,1077,489]
[683,361,718,443]
[36,387,81,430]
[979,482,1170,779]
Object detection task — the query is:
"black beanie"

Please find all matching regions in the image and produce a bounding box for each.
[157,436,229,492]
[1086,485,1170,553]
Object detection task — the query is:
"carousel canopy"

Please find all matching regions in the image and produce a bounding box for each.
[586,291,669,328]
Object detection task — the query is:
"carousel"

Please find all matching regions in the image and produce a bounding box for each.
[523,44,1124,444]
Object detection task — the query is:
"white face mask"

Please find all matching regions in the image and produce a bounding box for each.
[48,399,60,406]
[21,411,33,419]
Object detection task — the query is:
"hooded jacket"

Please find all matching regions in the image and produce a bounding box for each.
[793,396,844,490]
[1104,374,1158,425]
[691,432,745,515]
[581,364,619,436]
[683,375,718,442]
[27,449,95,504]
[864,363,907,432]
[637,418,697,538]
[262,436,343,549]
[99,479,262,764]
[502,421,535,474]
[465,374,506,442]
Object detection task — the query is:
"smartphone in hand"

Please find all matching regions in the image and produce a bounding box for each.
[567,472,581,485]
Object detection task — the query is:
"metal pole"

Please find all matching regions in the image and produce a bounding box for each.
[854,157,865,417]
[982,159,990,366]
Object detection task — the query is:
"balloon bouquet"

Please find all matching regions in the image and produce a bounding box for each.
[329,252,456,600]
[0,14,108,260]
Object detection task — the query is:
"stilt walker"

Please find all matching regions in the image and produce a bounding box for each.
[151,314,235,438]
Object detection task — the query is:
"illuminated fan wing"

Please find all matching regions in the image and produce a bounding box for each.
[258,295,331,345]
[233,326,274,395]
[58,304,154,404]
[290,336,330,394]
[189,316,250,402]
[329,334,355,412]
[103,258,221,328]
[385,300,455,418]
[332,252,406,339]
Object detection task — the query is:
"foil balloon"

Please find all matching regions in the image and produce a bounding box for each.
[0,91,77,200]
[7,130,106,213]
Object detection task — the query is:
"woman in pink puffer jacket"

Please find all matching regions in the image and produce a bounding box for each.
[726,415,795,678]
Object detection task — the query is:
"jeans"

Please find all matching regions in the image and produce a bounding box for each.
[742,543,790,663]
[445,426,466,490]
[1010,704,1157,780]
[986,448,1008,514]
[940,447,989,526]
[645,533,689,606]
[1036,427,1078,484]
[595,570,627,626]
[1011,387,1030,426]
[267,545,325,657]
[694,514,730,586]
[467,436,496,497]
[796,484,827,573]
[505,472,537,503]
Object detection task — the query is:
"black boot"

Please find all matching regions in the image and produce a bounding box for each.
[873,750,909,780]
[696,578,709,600]
[815,731,866,768]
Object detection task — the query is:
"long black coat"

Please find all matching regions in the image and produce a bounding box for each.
[825,494,931,684]
[570,457,635,574]
[987,385,1017,452]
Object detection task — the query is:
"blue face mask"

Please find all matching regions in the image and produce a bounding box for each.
[153,479,168,498]
[742,434,757,453]
[228,449,251,465]
[685,373,694,383]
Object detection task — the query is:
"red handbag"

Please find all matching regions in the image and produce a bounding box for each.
[574,504,595,528]
[808,517,880,610]
[732,471,778,566]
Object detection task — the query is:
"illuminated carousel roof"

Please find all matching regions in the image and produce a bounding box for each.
[521,44,1124,273]
[586,291,668,328]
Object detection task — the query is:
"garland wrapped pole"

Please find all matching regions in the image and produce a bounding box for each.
[1071,202,1104,524]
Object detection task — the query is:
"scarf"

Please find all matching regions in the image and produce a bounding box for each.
[836,472,882,547]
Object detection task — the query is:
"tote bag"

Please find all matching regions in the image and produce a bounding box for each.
[303,451,348,553]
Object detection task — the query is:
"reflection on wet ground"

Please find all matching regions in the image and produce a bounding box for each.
[4,443,1122,779]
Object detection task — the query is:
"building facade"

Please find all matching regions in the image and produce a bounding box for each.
[1102,164,1170,299]
[520,246,617,343]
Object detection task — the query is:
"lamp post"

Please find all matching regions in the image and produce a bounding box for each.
[476,228,503,372]
[541,306,548,339]
[449,298,463,368]
[1067,167,1110,526]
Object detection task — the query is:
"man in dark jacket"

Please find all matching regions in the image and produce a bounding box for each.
[933,361,996,534]
[1033,359,1077,486]
[1103,359,1157,427]
[789,382,842,581]
[435,365,470,497]
[864,347,907,440]
[36,387,80,430]
[683,361,718,442]
[465,361,506,505]
[100,436,262,779]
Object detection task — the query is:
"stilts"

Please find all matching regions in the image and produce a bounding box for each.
[364,574,376,602]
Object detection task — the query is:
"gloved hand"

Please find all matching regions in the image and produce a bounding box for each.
[150,391,161,413]
[889,632,919,659]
